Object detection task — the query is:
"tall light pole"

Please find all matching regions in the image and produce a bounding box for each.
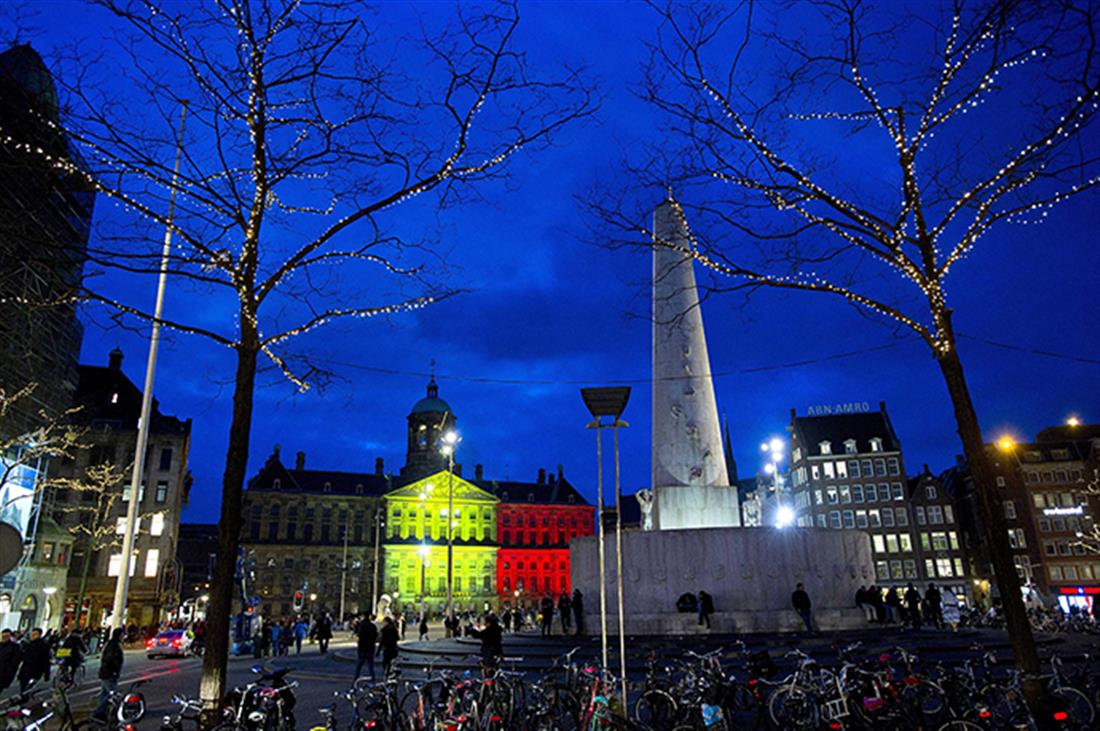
[441,430,460,615]
[338,508,350,623]
[111,100,189,630]
[581,386,631,706]
[371,508,384,619]
[418,485,433,605]
[761,437,788,527]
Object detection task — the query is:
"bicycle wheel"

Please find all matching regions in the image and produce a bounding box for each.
[767,686,820,730]
[901,680,949,721]
[633,689,677,729]
[977,684,1028,727]
[399,679,449,728]
[1050,686,1094,728]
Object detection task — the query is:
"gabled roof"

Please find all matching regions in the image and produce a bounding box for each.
[386,471,498,503]
[246,449,390,496]
[74,363,190,434]
[791,410,900,454]
[478,477,590,506]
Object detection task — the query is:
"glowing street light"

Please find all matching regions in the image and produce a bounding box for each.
[775,506,795,529]
[1066,416,1081,427]
[440,429,460,615]
[997,436,1016,451]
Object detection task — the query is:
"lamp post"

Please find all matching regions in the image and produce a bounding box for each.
[417,486,433,603]
[371,509,385,619]
[761,438,787,527]
[338,508,350,623]
[111,100,189,630]
[581,386,630,707]
[441,430,460,615]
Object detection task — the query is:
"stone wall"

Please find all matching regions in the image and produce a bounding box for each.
[570,526,874,633]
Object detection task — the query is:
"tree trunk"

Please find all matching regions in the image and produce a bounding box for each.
[199,338,259,717]
[74,538,93,628]
[935,325,1042,708]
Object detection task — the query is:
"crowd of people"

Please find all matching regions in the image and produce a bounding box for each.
[854,582,958,629]
[0,624,126,720]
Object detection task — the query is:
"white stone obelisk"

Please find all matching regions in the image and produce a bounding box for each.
[651,196,740,529]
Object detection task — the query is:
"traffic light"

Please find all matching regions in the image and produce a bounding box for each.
[293,591,303,612]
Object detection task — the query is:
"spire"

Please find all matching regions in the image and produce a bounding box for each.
[427,358,438,398]
[723,414,738,484]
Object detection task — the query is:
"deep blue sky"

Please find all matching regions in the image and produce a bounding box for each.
[19,1,1100,522]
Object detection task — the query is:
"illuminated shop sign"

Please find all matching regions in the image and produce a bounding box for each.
[1042,506,1084,516]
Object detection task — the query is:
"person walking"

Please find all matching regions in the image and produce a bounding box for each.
[18,628,50,693]
[378,617,399,678]
[925,584,943,629]
[572,589,585,635]
[293,617,307,654]
[791,583,814,634]
[869,585,886,624]
[0,629,22,694]
[94,628,124,720]
[418,613,429,642]
[904,583,923,630]
[355,614,377,680]
[540,595,554,637]
[558,592,572,634]
[316,613,333,654]
[698,590,715,629]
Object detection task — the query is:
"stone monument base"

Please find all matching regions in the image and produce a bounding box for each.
[652,485,741,529]
[570,526,874,634]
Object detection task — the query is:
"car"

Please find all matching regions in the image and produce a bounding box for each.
[146,629,193,658]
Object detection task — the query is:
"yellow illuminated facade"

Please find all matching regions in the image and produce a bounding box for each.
[382,471,498,611]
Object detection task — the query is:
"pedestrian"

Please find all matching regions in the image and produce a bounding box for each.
[502,608,512,633]
[0,628,22,693]
[885,586,902,624]
[924,583,943,629]
[293,617,307,654]
[316,613,333,654]
[269,620,281,657]
[418,613,429,642]
[355,613,377,680]
[558,592,572,633]
[855,586,875,623]
[398,613,407,641]
[869,585,886,623]
[540,595,554,637]
[698,590,715,629]
[94,628,124,720]
[468,613,504,672]
[572,589,585,635]
[378,617,399,678]
[904,583,923,630]
[941,589,961,630]
[18,628,50,694]
[791,582,814,633]
[57,629,85,680]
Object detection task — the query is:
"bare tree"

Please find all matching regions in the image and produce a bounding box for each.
[0,382,83,510]
[3,0,593,708]
[50,460,156,628]
[596,0,1099,702]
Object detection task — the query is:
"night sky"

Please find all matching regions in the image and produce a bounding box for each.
[15,1,1100,523]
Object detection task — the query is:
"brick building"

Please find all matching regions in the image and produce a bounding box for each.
[491,468,593,607]
[788,403,970,596]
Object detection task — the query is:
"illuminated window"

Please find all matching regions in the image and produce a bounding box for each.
[144,549,160,578]
[150,513,164,536]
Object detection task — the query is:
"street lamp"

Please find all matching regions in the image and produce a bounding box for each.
[997,435,1016,452]
[762,437,786,525]
[418,542,430,600]
[580,385,630,707]
[440,430,460,616]
[1066,416,1081,428]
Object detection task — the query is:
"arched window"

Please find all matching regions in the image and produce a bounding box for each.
[272,479,281,489]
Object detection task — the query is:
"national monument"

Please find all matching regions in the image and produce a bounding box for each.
[571,196,875,633]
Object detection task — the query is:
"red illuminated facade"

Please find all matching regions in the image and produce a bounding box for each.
[483,469,594,607]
